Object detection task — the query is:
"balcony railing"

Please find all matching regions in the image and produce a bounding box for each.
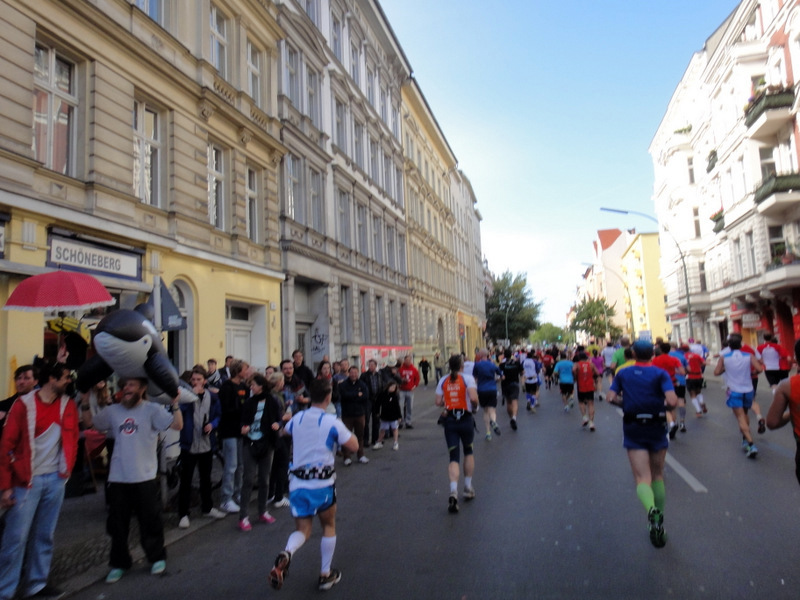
[753,172,800,205]
[712,217,725,233]
[744,89,795,127]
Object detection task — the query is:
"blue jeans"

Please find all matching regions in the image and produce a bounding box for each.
[220,437,242,505]
[400,391,414,425]
[0,472,66,600]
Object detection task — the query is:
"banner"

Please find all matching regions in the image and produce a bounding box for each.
[359,345,413,370]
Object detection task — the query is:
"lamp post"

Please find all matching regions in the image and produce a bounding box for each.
[603,267,635,337]
[600,207,694,340]
[504,304,510,347]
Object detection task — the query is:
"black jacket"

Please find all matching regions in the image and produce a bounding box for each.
[240,392,283,447]
[338,378,369,418]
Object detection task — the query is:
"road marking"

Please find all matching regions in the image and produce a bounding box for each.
[666,453,708,493]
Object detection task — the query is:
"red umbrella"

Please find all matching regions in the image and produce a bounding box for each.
[3,270,115,312]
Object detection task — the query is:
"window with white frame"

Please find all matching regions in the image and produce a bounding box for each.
[398,233,406,274]
[369,138,379,183]
[340,285,351,342]
[373,215,383,263]
[733,237,744,279]
[350,43,360,85]
[207,143,225,229]
[286,154,303,223]
[379,85,387,123]
[383,153,393,197]
[135,0,165,25]
[389,299,397,343]
[210,4,227,78]
[285,45,300,105]
[760,146,776,180]
[395,166,404,207]
[246,167,259,241]
[366,67,375,105]
[309,168,323,232]
[386,225,395,269]
[133,100,161,206]
[307,67,320,126]
[746,230,756,275]
[33,43,77,176]
[334,99,346,149]
[331,15,342,60]
[400,303,408,344]
[353,121,364,169]
[391,104,399,138]
[247,39,261,107]
[356,204,368,256]
[304,0,318,26]
[338,189,351,247]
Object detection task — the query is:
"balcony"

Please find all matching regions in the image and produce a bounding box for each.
[744,88,795,140]
[712,217,725,233]
[753,172,800,217]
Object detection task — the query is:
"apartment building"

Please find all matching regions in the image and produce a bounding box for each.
[0,0,287,391]
[620,232,669,341]
[651,0,800,352]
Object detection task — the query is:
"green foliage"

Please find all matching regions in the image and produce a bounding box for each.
[569,298,622,340]
[486,271,541,345]
[530,323,567,346]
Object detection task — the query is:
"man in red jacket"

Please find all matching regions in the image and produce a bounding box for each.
[0,362,79,600]
[398,355,420,429]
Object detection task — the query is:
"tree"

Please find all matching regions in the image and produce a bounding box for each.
[530,323,567,347]
[569,298,621,340]
[486,271,541,345]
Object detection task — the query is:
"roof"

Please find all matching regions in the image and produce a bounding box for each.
[597,229,623,250]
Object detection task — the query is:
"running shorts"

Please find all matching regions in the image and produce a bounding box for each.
[443,413,474,463]
[502,383,520,401]
[726,390,754,410]
[577,390,594,403]
[623,422,668,452]
[686,378,703,393]
[559,383,574,396]
[478,390,498,408]
[290,485,337,518]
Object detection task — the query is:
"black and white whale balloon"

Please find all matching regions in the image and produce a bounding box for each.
[76,304,196,405]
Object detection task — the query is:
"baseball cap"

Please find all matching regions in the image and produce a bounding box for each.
[632,340,653,356]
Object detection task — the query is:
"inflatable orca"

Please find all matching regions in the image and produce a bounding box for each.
[76,304,196,405]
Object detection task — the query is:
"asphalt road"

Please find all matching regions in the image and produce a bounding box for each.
[67,377,800,600]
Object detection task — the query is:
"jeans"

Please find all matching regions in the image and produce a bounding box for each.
[400,391,414,425]
[220,437,242,505]
[239,442,274,519]
[178,450,213,517]
[106,480,165,569]
[0,472,67,600]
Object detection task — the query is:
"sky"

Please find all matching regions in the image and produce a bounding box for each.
[380,0,742,325]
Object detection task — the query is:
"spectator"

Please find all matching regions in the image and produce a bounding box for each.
[0,365,37,440]
[292,350,315,390]
[398,355,420,429]
[338,367,370,465]
[217,359,249,514]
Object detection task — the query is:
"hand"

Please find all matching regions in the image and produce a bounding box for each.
[241,425,250,435]
[272,423,280,431]
[203,424,213,434]
[1,489,14,509]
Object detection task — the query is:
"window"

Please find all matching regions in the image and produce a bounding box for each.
[133,101,161,206]
[33,43,77,175]
[687,157,695,185]
[400,303,408,344]
[285,46,300,104]
[210,4,227,78]
[338,190,351,247]
[395,166,404,207]
[246,167,259,241]
[247,39,261,107]
[340,286,351,342]
[350,44,360,85]
[356,204,368,256]
[135,0,164,25]
[360,291,370,341]
[386,225,396,269]
[372,215,383,263]
[398,234,406,274]
[746,231,756,275]
[353,121,364,169]
[207,143,225,229]
[389,299,397,343]
[307,68,320,126]
[760,146,776,180]
[733,237,744,279]
[693,207,700,238]
[379,86,387,123]
[769,224,785,261]
[304,0,318,25]
[383,153,393,196]
[391,104,399,138]
[286,154,303,223]
[375,295,385,344]
[366,68,375,105]
[369,138,379,182]
[309,168,323,232]
[334,100,346,149]
[331,15,342,60]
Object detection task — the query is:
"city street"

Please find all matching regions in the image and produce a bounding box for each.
[67,377,800,600]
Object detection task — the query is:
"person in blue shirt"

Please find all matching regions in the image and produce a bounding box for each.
[607,340,677,549]
[472,349,503,440]
[553,353,575,412]
[668,343,689,436]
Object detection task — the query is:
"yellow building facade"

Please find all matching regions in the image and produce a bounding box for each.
[621,232,670,341]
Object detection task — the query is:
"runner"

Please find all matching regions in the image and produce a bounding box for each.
[740,341,766,434]
[601,341,616,384]
[435,355,479,514]
[668,343,689,434]
[714,334,763,458]
[758,333,793,390]
[553,352,575,412]
[268,379,359,592]
[610,336,631,374]
[499,349,524,431]
[606,340,678,548]
[522,350,541,413]
[766,340,800,484]
[652,342,685,439]
[542,352,555,390]
[573,352,599,431]
[684,346,706,416]
[472,349,502,440]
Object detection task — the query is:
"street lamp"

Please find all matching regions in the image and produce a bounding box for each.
[600,207,694,340]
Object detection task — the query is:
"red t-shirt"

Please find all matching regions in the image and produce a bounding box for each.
[652,354,681,384]
[35,393,62,437]
[685,352,704,379]
[576,361,595,393]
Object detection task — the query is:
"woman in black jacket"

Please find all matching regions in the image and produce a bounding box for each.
[237,372,282,531]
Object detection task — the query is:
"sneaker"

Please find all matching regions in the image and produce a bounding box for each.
[448,493,459,514]
[372,442,384,450]
[491,421,501,436]
[647,507,667,548]
[679,422,687,433]
[526,402,532,412]
[203,507,227,519]
[151,560,166,575]
[599,393,605,402]
[105,568,125,584]
[582,416,589,427]
[758,418,766,434]
[589,421,595,432]
[485,433,492,441]
[668,423,678,440]
[343,458,353,466]
[564,405,570,413]
[28,585,65,598]
[510,418,518,431]
[273,497,290,508]
[239,517,252,532]
[358,455,369,464]
[269,551,291,590]
[742,439,750,452]
[463,487,476,501]
[392,442,399,451]
[259,511,276,524]
[701,403,708,414]
[569,399,575,410]
[221,499,240,514]
[318,568,342,591]
[746,444,758,459]
[178,515,190,529]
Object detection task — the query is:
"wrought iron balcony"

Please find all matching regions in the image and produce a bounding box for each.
[753,172,800,205]
[745,89,795,127]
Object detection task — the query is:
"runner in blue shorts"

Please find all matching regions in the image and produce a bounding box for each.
[269,379,359,592]
[607,340,677,548]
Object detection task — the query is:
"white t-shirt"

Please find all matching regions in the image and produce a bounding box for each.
[522,358,539,384]
[93,401,174,483]
[286,406,352,491]
[601,346,615,367]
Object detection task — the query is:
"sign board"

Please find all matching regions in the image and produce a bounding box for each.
[360,345,413,370]
[49,235,141,280]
